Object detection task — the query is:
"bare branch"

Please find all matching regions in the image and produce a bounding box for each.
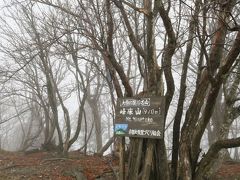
[122,0,149,15]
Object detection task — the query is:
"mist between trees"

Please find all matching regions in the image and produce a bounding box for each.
[0,0,240,179]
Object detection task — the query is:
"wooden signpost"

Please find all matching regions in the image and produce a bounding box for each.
[114,96,165,180]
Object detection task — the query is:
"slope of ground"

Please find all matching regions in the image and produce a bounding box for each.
[0,150,240,180]
[0,150,118,180]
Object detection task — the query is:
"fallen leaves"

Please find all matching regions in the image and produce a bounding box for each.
[0,150,118,180]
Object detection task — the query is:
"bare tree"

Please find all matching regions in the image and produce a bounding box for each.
[1,0,240,179]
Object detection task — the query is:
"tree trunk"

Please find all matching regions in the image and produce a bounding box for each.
[88,99,102,152]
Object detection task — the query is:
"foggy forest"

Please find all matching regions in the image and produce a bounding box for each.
[0,0,240,179]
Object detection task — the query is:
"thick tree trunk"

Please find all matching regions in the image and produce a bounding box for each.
[88,99,102,152]
[157,139,170,180]
[127,138,143,180]
[171,1,200,179]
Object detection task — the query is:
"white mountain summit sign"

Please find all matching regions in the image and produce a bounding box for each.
[114,96,165,139]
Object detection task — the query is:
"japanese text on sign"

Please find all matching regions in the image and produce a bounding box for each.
[120,98,150,107]
[119,107,162,116]
[115,96,165,139]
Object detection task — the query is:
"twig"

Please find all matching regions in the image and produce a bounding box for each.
[0,164,22,171]
[41,157,74,164]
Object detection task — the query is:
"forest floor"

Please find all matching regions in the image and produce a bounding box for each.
[0,150,240,180]
[0,150,118,180]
